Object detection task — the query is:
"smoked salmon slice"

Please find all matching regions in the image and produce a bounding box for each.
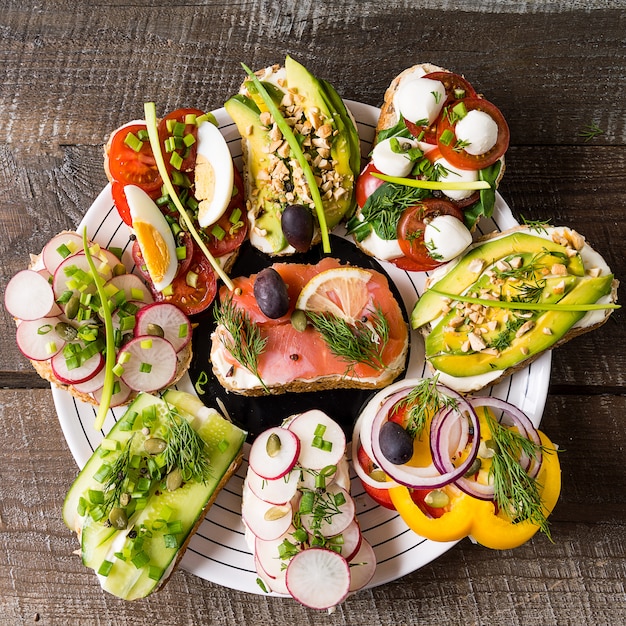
[210,258,408,395]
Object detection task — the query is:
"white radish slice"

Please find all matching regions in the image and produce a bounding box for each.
[110,301,148,333]
[327,519,363,562]
[5,270,56,320]
[106,273,154,305]
[347,538,376,592]
[300,484,355,537]
[72,364,107,393]
[288,409,346,470]
[248,427,301,480]
[241,481,293,541]
[116,335,177,392]
[36,270,64,317]
[15,317,66,360]
[42,232,84,274]
[51,350,104,385]
[285,548,350,610]
[254,553,289,595]
[246,466,300,505]
[135,302,191,353]
[92,379,133,407]
[52,254,98,300]
[254,526,296,580]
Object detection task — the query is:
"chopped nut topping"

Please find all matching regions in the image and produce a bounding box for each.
[520,346,530,356]
[587,267,601,277]
[552,280,566,295]
[468,332,487,351]
[543,327,553,336]
[515,320,535,338]
[551,263,568,276]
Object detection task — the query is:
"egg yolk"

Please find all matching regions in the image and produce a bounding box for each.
[134,220,172,285]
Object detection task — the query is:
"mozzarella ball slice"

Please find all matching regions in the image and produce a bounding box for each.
[454,109,499,156]
[424,214,473,262]
[372,137,417,177]
[393,77,446,126]
[434,157,479,201]
[127,185,178,292]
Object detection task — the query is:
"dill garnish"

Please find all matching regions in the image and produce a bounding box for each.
[214,294,268,392]
[520,215,552,235]
[579,122,604,142]
[101,435,135,514]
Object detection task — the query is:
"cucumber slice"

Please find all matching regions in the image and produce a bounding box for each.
[63,391,247,599]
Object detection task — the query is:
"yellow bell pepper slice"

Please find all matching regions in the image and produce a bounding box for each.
[389,431,561,549]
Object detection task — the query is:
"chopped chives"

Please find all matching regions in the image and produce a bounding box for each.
[131,551,150,569]
[184,113,197,125]
[172,121,185,137]
[217,439,229,453]
[185,271,198,288]
[98,560,114,577]
[439,128,455,146]
[112,363,125,377]
[211,224,226,240]
[175,246,187,261]
[452,101,468,119]
[229,207,242,224]
[124,131,143,153]
[137,129,149,142]
[314,423,327,437]
[139,362,152,373]
[169,151,183,171]
[56,243,72,258]
[178,323,189,338]
[148,565,162,581]
[183,133,196,147]
[167,519,183,534]
[164,534,178,549]
[140,338,153,350]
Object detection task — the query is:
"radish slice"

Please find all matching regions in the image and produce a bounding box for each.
[288,409,346,470]
[42,232,84,274]
[106,273,154,305]
[285,548,350,610]
[51,350,104,385]
[254,553,288,595]
[248,427,301,480]
[15,317,66,361]
[241,482,294,541]
[72,365,107,394]
[5,270,56,320]
[92,379,133,407]
[347,538,376,592]
[52,254,98,300]
[328,519,363,562]
[117,335,177,392]
[246,466,300,505]
[135,302,191,353]
[300,484,355,537]
[254,527,295,580]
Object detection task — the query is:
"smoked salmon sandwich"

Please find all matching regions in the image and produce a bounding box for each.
[209,258,408,395]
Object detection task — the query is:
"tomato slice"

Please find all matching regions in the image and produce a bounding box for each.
[153,243,218,316]
[107,123,162,194]
[355,162,386,209]
[356,445,396,510]
[157,108,205,175]
[395,198,465,271]
[403,72,478,144]
[436,97,509,170]
[111,181,133,226]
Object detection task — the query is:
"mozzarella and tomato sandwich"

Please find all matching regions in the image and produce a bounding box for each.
[103,107,248,317]
[346,63,510,272]
[210,258,408,396]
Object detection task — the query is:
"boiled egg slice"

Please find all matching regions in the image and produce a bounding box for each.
[126,185,178,292]
[195,120,234,228]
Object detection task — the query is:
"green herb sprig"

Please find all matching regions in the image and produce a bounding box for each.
[101,435,135,514]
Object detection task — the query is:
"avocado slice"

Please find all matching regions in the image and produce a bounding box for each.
[427,274,615,378]
[63,391,246,600]
[224,57,359,253]
[411,231,585,329]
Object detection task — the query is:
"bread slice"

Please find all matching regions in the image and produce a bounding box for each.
[415,225,619,392]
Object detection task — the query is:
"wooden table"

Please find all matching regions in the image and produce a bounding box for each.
[2,1,625,624]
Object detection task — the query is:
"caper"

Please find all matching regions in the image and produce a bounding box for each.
[424,489,450,508]
[266,432,282,458]
[108,507,128,530]
[146,323,165,338]
[290,309,308,332]
[65,294,80,319]
[463,457,482,478]
[144,437,167,455]
[55,321,78,341]
[166,467,183,491]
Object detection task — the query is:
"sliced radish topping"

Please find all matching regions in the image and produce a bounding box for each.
[72,365,107,394]
[52,254,98,300]
[135,302,191,353]
[241,482,294,541]
[254,553,288,595]
[117,335,177,392]
[51,350,104,385]
[5,270,56,320]
[285,548,350,610]
[328,519,363,562]
[246,466,300,505]
[254,527,296,580]
[42,232,84,274]
[248,427,301,480]
[92,379,133,407]
[300,483,355,537]
[106,273,154,305]
[288,409,346,470]
[15,317,66,361]
[347,538,376,592]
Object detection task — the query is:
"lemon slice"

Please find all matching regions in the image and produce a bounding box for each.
[296,267,372,323]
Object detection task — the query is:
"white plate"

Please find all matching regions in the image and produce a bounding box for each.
[53,101,551,594]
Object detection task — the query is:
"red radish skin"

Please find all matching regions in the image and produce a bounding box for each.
[254,527,296,580]
[51,351,104,385]
[15,317,65,361]
[248,427,301,480]
[287,409,346,470]
[5,270,56,321]
[347,539,377,592]
[328,519,363,562]
[134,302,191,353]
[117,335,177,392]
[285,548,351,610]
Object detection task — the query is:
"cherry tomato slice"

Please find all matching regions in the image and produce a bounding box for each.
[355,162,386,209]
[158,108,205,175]
[111,181,133,226]
[153,243,218,316]
[356,445,396,510]
[403,72,478,144]
[436,97,510,170]
[107,123,162,194]
[395,198,465,271]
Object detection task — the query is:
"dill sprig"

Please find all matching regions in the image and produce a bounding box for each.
[162,407,212,484]
[101,435,135,514]
[214,294,268,392]
[484,410,552,539]
[306,305,389,373]
[393,375,458,439]
[488,316,527,352]
[579,122,604,142]
[511,277,547,304]
[520,215,552,235]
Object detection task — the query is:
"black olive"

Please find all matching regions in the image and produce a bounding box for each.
[253,267,290,319]
[379,421,413,465]
[281,204,314,252]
